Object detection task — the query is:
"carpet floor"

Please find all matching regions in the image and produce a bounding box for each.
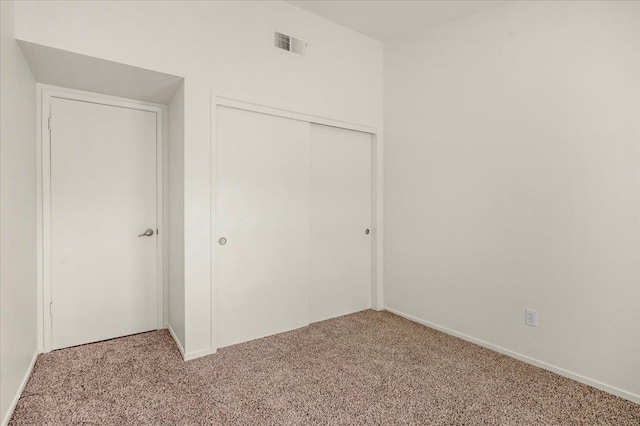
[9,310,640,425]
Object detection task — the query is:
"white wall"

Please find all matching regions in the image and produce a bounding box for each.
[168,81,185,351]
[13,0,383,357]
[0,1,38,423]
[384,1,640,401]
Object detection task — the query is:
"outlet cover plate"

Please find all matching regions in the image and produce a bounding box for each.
[525,308,537,327]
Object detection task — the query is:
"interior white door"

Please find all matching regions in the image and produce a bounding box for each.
[310,124,372,323]
[50,97,158,350]
[215,106,310,348]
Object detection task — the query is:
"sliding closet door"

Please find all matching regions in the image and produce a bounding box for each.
[215,106,310,348]
[310,124,372,323]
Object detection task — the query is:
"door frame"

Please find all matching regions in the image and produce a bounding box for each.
[210,92,384,353]
[38,85,165,353]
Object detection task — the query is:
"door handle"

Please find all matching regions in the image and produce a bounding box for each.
[138,228,154,237]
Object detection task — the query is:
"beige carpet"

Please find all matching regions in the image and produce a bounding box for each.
[10,310,640,425]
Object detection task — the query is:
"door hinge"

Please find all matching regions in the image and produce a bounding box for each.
[49,302,53,316]
[48,117,52,131]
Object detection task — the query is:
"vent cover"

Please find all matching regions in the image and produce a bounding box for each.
[273,31,307,56]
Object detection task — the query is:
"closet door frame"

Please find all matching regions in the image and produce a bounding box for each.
[210,92,383,352]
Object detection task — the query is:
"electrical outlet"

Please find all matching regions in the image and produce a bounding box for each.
[525,309,537,327]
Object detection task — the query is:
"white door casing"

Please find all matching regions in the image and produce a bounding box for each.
[43,91,163,351]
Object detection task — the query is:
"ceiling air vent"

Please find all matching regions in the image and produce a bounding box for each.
[273,31,307,56]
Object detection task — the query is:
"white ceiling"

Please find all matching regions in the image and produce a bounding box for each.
[287,1,506,42]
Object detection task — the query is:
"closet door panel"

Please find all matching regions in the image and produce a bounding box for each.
[310,124,372,323]
[215,106,310,348]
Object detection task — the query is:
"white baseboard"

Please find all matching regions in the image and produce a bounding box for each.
[166,325,216,361]
[184,347,215,361]
[385,307,640,405]
[166,324,185,359]
[1,351,39,426]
